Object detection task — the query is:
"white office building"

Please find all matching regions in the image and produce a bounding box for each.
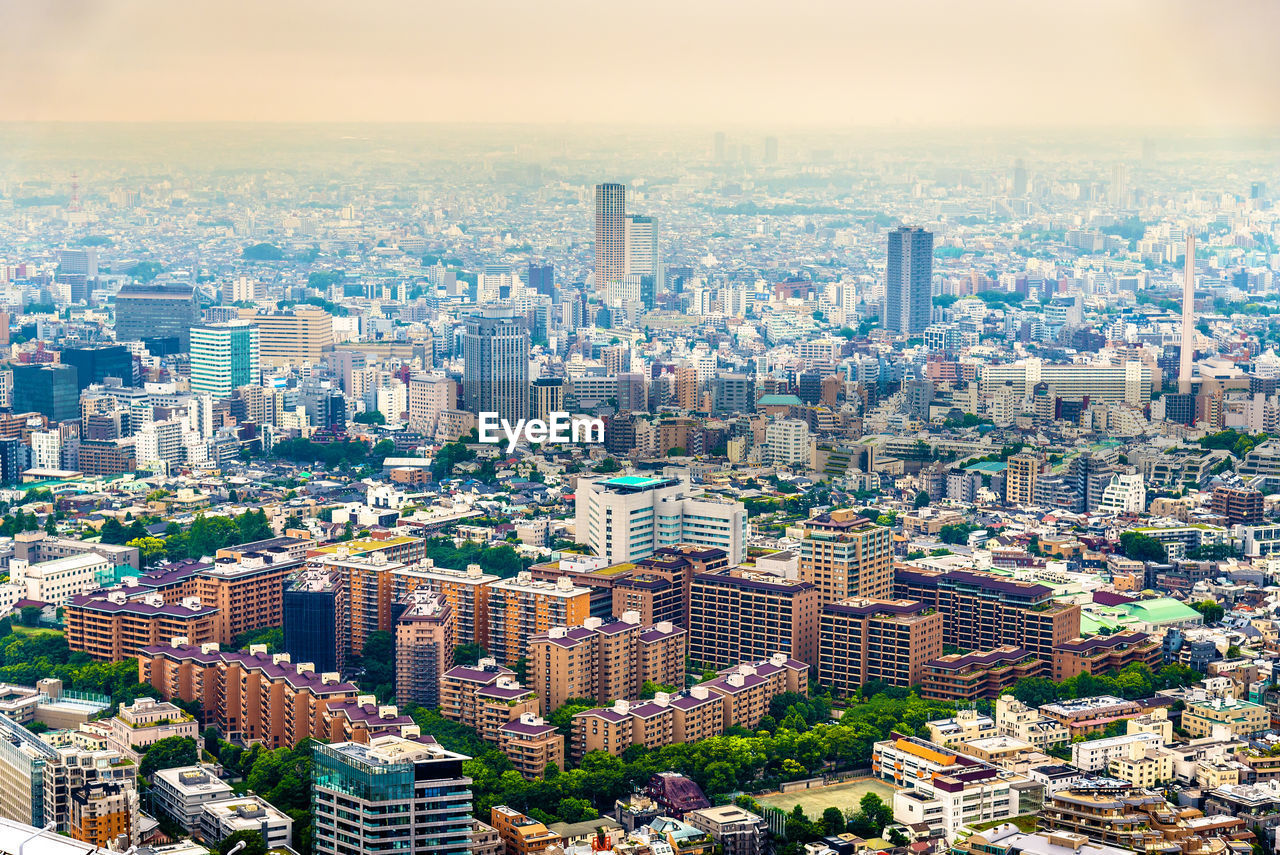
[574,475,747,565]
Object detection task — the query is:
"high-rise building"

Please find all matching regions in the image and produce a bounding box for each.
[1012,159,1028,197]
[625,215,658,282]
[818,599,943,695]
[528,612,685,712]
[11,364,79,423]
[594,183,626,289]
[394,589,454,709]
[895,567,1081,661]
[60,346,133,390]
[688,569,819,668]
[574,475,748,565]
[527,263,554,298]
[882,226,934,337]
[713,132,726,161]
[484,573,592,666]
[798,510,893,605]
[312,736,473,855]
[282,569,347,675]
[189,321,260,399]
[114,283,201,350]
[462,309,530,425]
[236,307,333,367]
[531,377,565,422]
[1005,452,1043,507]
[763,136,778,164]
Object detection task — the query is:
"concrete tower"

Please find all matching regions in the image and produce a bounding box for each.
[1179,234,1195,394]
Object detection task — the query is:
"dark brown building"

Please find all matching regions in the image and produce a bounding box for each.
[920,646,1048,700]
[1211,486,1264,526]
[818,598,943,696]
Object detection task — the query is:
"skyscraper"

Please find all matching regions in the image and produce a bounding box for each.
[1179,234,1196,395]
[189,321,260,398]
[1012,159,1028,197]
[882,226,934,337]
[462,308,529,424]
[594,183,626,289]
[713,131,726,161]
[763,136,778,164]
[625,214,658,283]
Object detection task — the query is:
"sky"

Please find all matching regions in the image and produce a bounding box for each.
[1,0,1278,128]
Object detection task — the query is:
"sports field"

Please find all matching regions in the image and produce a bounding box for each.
[757,777,897,815]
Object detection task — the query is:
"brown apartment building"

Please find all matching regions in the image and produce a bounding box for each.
[438,660,540,742]
[817,598,943,696]
[894,566,1080,660]
[498,713,565,779]
[394,589,455,709]
[65,591,219,660]
[688,568,819,668]
[1210,486,1264,526]
[799,510,893,605]
[485,572,593,666]
[137,641,359,748]
[491,805,562,855]
[920,646,1048,701]
[570,655,806,760]
[1052,632,1163,680]
[528,612,685,712]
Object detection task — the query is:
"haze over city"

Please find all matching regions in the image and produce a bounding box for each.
[2,5,1280,855]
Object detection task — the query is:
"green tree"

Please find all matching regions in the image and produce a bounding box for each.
[354,410,387,425]
[1119,531,1167,563]
[126,536,167,568]
[242,243,284,261]
[822,806,847,835]
[140,735,199,779]
[914,491,930,508]
[356,631,396,700]
[1192,600,1224,624]
[454,643,488,666]
[217,830,268,855]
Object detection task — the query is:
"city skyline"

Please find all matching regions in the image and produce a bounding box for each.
[1,0,1278,128]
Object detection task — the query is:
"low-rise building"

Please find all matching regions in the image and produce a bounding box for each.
[922,646,1047,701]
[1184,697,1269,739]
[150,766,235,831]
[198,796,294,851]
[1039,696,1143,738]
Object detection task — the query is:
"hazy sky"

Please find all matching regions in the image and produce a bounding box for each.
[2,0,1278,127]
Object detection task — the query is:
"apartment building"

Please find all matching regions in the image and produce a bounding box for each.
[817,598,943,695]
[570,658,803,761]
[688,568,819,669]
[799,510,893,604]
[312,736,473,855]
[1005,452,1043,506]
[1038,696,1143,738]
[895,567,1081,660]
[13,532,138,574]
[151,765,235,831]
[394,589,454,709]
[64,591,218,660]
[393,561,498,648]
[609,546,729,627]
[491,805,561,855]
[702,656,809,732]
[198,795,294,851]
[873,733,1043,840]
[1052,632,1163,680]
[6,553,109,607]
[439,661,516,727]
[137,641,359,748]
[485,573,592,666]
[921,647,1048,701]
[68,781,138,849]
[1040,784,1242,853]
[498,713,565,779]
[1211,485,1264,526]
[1183,697,1269,739]
[528,612,685,712]
[93,698,198,763]
[574,475,747,565]
[994,695,1070,750]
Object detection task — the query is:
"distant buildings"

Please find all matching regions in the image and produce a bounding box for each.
[189,321,260,398]
[882,226,933,337]
[462,308,530,425]
[114,282,200,349]
[595,183,626,289]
